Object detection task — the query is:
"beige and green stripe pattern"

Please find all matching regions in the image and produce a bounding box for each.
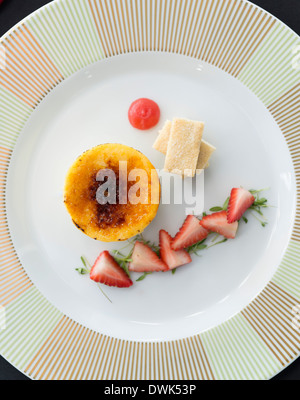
[239,23,300,106]
[1,0,300,380]
[0,87,32,149]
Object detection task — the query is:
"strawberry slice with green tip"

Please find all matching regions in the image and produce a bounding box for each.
[200,211,238,239]
[129,241,168,272]
[159,230,192,270]
[90,251,133,288]
[227,188,255,223]
[172,215,209,251]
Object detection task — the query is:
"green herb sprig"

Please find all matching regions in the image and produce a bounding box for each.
[249,189,270,227]
[76,256,112,303]
[187,239,208,255]
[136,272,153,282]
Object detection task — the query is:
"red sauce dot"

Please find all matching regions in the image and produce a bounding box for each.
[128,98,160,130]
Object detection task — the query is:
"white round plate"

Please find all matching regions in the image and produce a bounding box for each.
[1,0,299,380]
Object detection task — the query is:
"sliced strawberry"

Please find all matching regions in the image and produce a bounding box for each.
[159,230,192,270]
[227,188,255,223]
[172,215,209,250]
[200,211,238,239]
[90,251,133,288]
[128,241,168,272]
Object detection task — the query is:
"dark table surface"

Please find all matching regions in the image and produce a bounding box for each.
[0,0,299,381]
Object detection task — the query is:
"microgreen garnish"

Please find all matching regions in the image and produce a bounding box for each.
[211,233,221,243]
[187,243,208,255]
[80,256,88,268]
[186,235,228,256]
[75,267,89,275]
[250,212,268,228]
[208,238,228,248]
[248,189,270,227]
[76,255,112,303]
[75,256,91,274]
[209,206,223,212]
[249,188,269,195]
[136,272,153,282]
[187,239,208,255]
[222,197,230,211]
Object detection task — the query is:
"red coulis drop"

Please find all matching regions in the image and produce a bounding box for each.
[128,98,160,130]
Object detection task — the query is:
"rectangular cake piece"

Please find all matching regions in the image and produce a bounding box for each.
[153,120,215,170]
[196,139,216,169]
[153,120,172,154]
[164,118,204,177]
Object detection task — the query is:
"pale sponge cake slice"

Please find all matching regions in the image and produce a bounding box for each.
[196,139,216,169]
[153,119,215,170]
[153,120,172,154]
[164,118,204,177]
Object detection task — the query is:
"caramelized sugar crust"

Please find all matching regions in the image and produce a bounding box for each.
[64,144,160,242]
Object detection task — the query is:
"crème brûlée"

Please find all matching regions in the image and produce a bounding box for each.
[64,143,160,242]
